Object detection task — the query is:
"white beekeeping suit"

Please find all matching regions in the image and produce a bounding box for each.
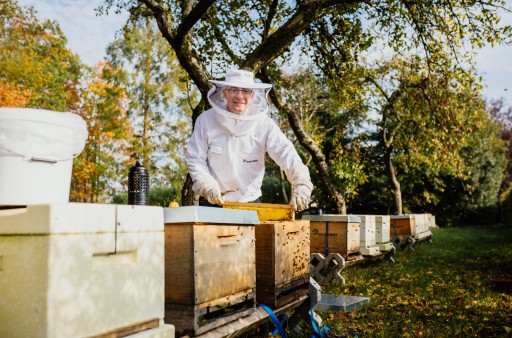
[185,69,313,211]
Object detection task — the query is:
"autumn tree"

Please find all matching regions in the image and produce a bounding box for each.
[71,62,133,203]
[101,0,511,210]
[0,0,81,111]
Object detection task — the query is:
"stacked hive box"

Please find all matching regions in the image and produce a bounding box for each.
[303,215,362,262]
[355,215,381,256]
[223,202,310,309]
[410,214,433,241]
[427,213,437,228]
[375,215,394,252]
[255,219,310,308]
[163,206,258,336]
[390,215,416,239]
[0,203,174,338]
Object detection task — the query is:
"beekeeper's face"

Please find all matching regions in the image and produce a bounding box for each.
[224,87,254,115]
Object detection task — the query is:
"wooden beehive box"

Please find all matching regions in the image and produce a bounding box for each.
[163,206,258,336]
[357,215,376,245]
[255,220,310,309]
[374,215,394,252]
[375,215,391,244]
[390,215,416,238]
[411,214,433,241]
[356,215,381,256]
[303,215,361,260]
[0,203,166,338]
[411,214,429,233]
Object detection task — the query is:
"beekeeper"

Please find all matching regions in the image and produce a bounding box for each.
[185,69,313,211]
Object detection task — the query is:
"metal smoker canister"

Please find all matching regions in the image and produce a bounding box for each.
[128,161,149,205]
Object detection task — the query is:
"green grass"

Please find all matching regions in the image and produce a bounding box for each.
[318,225,512,337]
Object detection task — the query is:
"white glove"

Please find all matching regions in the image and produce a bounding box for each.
[193,175,225,206]
[205,186,225,206]
[290,184,312,211]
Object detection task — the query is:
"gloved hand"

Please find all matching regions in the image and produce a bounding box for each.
[290,184,312,211]
[193,175,225,206]
[205,186,225,206]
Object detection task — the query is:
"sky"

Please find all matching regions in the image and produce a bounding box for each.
[15,0,512,105]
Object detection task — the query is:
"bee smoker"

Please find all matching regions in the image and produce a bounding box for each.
[128,161,149,205]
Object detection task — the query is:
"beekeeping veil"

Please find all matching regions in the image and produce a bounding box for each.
[207,69,273,132]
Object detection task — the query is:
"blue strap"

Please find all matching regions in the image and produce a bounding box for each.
[307,294,332,338]
[258,303,287,338]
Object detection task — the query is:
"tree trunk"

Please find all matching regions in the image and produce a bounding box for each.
[263,72,346,214]
[280,169,289,204]
[384,145,402,215]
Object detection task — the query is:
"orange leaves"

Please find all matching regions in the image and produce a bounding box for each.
[0,80,31,107]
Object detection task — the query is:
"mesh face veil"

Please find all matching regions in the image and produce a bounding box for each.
[207,84,272,120]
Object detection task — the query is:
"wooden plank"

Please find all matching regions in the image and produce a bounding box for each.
[256,221,309,286]
[194,224,256,304]
[310,220,346,256]
[310,220,361,259]
[165,224,194,303]
[197,289,254,311]
[257,275,309,308]
[89,318,160,338]
[255,222,277,286]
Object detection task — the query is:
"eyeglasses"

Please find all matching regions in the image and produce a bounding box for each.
[226,87,253,95]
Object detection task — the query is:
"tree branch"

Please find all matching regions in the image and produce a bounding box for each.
[176,0,216,44]
[242,0,366,70]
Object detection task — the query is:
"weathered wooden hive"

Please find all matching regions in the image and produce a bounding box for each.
[355,215,381,256]
[390,214,416,239]
[0,203,174,338]
[302,214,363,264]
[163,206,258,337]
[374,215,394,252]
[410,213,433,241]
[224,202,310,309]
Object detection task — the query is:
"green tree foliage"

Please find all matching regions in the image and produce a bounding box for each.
[273,69,369,212]
[106,17,192,194]
[0,0,81,111]
[489,98,512,193]
[360,56,487,215]
[352,79,506,226]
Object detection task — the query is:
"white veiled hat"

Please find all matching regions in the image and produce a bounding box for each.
[209,69,272,89]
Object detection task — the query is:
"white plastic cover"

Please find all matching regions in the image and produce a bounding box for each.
[0,108,88,161]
